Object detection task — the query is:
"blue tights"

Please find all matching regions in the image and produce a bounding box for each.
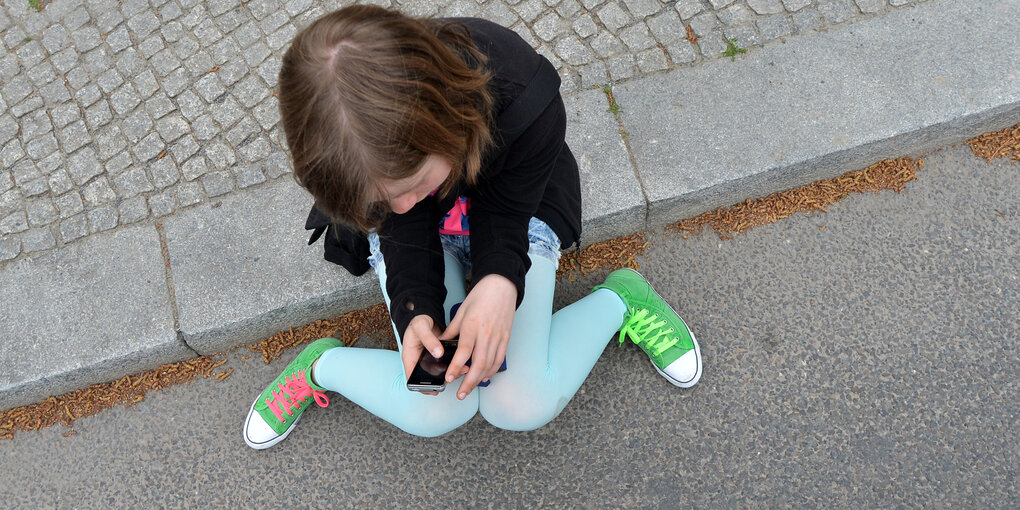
[312,251,627,437]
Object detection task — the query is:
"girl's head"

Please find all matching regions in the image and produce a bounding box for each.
[278,5,494,231]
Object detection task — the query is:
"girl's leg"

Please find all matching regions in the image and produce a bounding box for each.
[478,252,627,431]
[312,248,478,437]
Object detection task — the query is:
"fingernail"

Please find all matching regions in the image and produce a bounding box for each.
[433,348,442,356]
[446,375,453,382]
[458,393,466,400]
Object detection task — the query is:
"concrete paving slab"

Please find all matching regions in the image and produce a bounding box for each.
[564,89,647,245]
[0,225,185,411]
[163,178,382,355]
[615,0,1020,228]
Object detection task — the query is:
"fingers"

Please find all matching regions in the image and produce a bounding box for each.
[450,326,511,398]
[490,337,510,379]
[456,329,499,399]
[446,335,474,388]
[480,333,508,382]
[457,351,486,400]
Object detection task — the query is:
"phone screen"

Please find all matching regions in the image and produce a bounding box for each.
[406,340,458,392]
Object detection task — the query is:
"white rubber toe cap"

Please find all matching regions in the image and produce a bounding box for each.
[243,396,293,450]
[656,336,702,388]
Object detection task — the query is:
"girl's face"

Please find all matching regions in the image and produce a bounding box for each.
[379,154,453,214]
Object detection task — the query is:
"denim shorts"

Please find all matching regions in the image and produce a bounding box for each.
[368,217,561,272]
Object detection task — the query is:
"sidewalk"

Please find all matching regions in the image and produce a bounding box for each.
[1,0,1018,411]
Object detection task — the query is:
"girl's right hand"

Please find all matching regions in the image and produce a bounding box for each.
[401,315,445,396]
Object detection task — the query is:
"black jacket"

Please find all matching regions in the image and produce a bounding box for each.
[305,18,581,341]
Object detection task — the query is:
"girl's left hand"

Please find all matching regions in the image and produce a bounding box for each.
[440,274,517,400]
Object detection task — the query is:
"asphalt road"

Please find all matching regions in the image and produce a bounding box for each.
[2,144,1017,508]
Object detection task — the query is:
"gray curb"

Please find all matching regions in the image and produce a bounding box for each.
[616,0,1020,230]
[1,0,1018,411]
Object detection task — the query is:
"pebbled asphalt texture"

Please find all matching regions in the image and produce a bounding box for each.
[1,144,1017,508]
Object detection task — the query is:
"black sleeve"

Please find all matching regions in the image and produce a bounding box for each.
[469,95,566,306]
[378,198,447,343]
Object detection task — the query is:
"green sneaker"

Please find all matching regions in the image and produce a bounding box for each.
[594,268,702,388]
[243,337,343,449]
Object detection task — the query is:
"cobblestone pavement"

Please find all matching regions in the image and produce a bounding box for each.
[0,0,929,263]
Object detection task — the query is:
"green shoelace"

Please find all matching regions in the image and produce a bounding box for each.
[619,308,679,357]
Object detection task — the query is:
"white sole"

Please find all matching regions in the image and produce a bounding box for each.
[243,394,301,450]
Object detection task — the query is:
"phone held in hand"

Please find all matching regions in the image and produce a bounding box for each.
[406,340,458,393]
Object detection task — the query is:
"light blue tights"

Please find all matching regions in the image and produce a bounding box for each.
[312,252,627,437]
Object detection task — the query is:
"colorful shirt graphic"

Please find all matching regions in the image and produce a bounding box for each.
[439,196,471,235]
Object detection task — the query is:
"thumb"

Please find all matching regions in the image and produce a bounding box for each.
[415,317,444,357]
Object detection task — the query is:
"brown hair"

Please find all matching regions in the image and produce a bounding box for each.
[278,5,494,232]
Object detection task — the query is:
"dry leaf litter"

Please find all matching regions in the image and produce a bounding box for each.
[967,123,1020,163]
[669,157,921,239]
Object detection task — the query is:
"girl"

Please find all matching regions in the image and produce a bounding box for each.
[243,5,702,449]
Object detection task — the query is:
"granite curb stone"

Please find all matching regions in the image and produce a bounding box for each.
[162,178,382,355]
[614,0,1020,229]
[0,225,187,411]
[564,90,646,245]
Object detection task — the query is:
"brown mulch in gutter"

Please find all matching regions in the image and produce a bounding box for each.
[667,157,922,240]
[967,123,1020,163]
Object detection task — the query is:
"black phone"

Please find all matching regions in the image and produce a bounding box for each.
[406,340,459,393]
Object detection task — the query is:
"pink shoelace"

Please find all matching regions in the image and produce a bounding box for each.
[265,369,329,422]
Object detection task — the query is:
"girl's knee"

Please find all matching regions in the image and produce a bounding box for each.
[398,417,470,438]
[390,392,479,437]
[478,393,566,432]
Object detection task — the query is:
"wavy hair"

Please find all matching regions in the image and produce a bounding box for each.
[278,5,494,232]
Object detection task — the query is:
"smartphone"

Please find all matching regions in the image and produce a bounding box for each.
[406,340,458,393]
